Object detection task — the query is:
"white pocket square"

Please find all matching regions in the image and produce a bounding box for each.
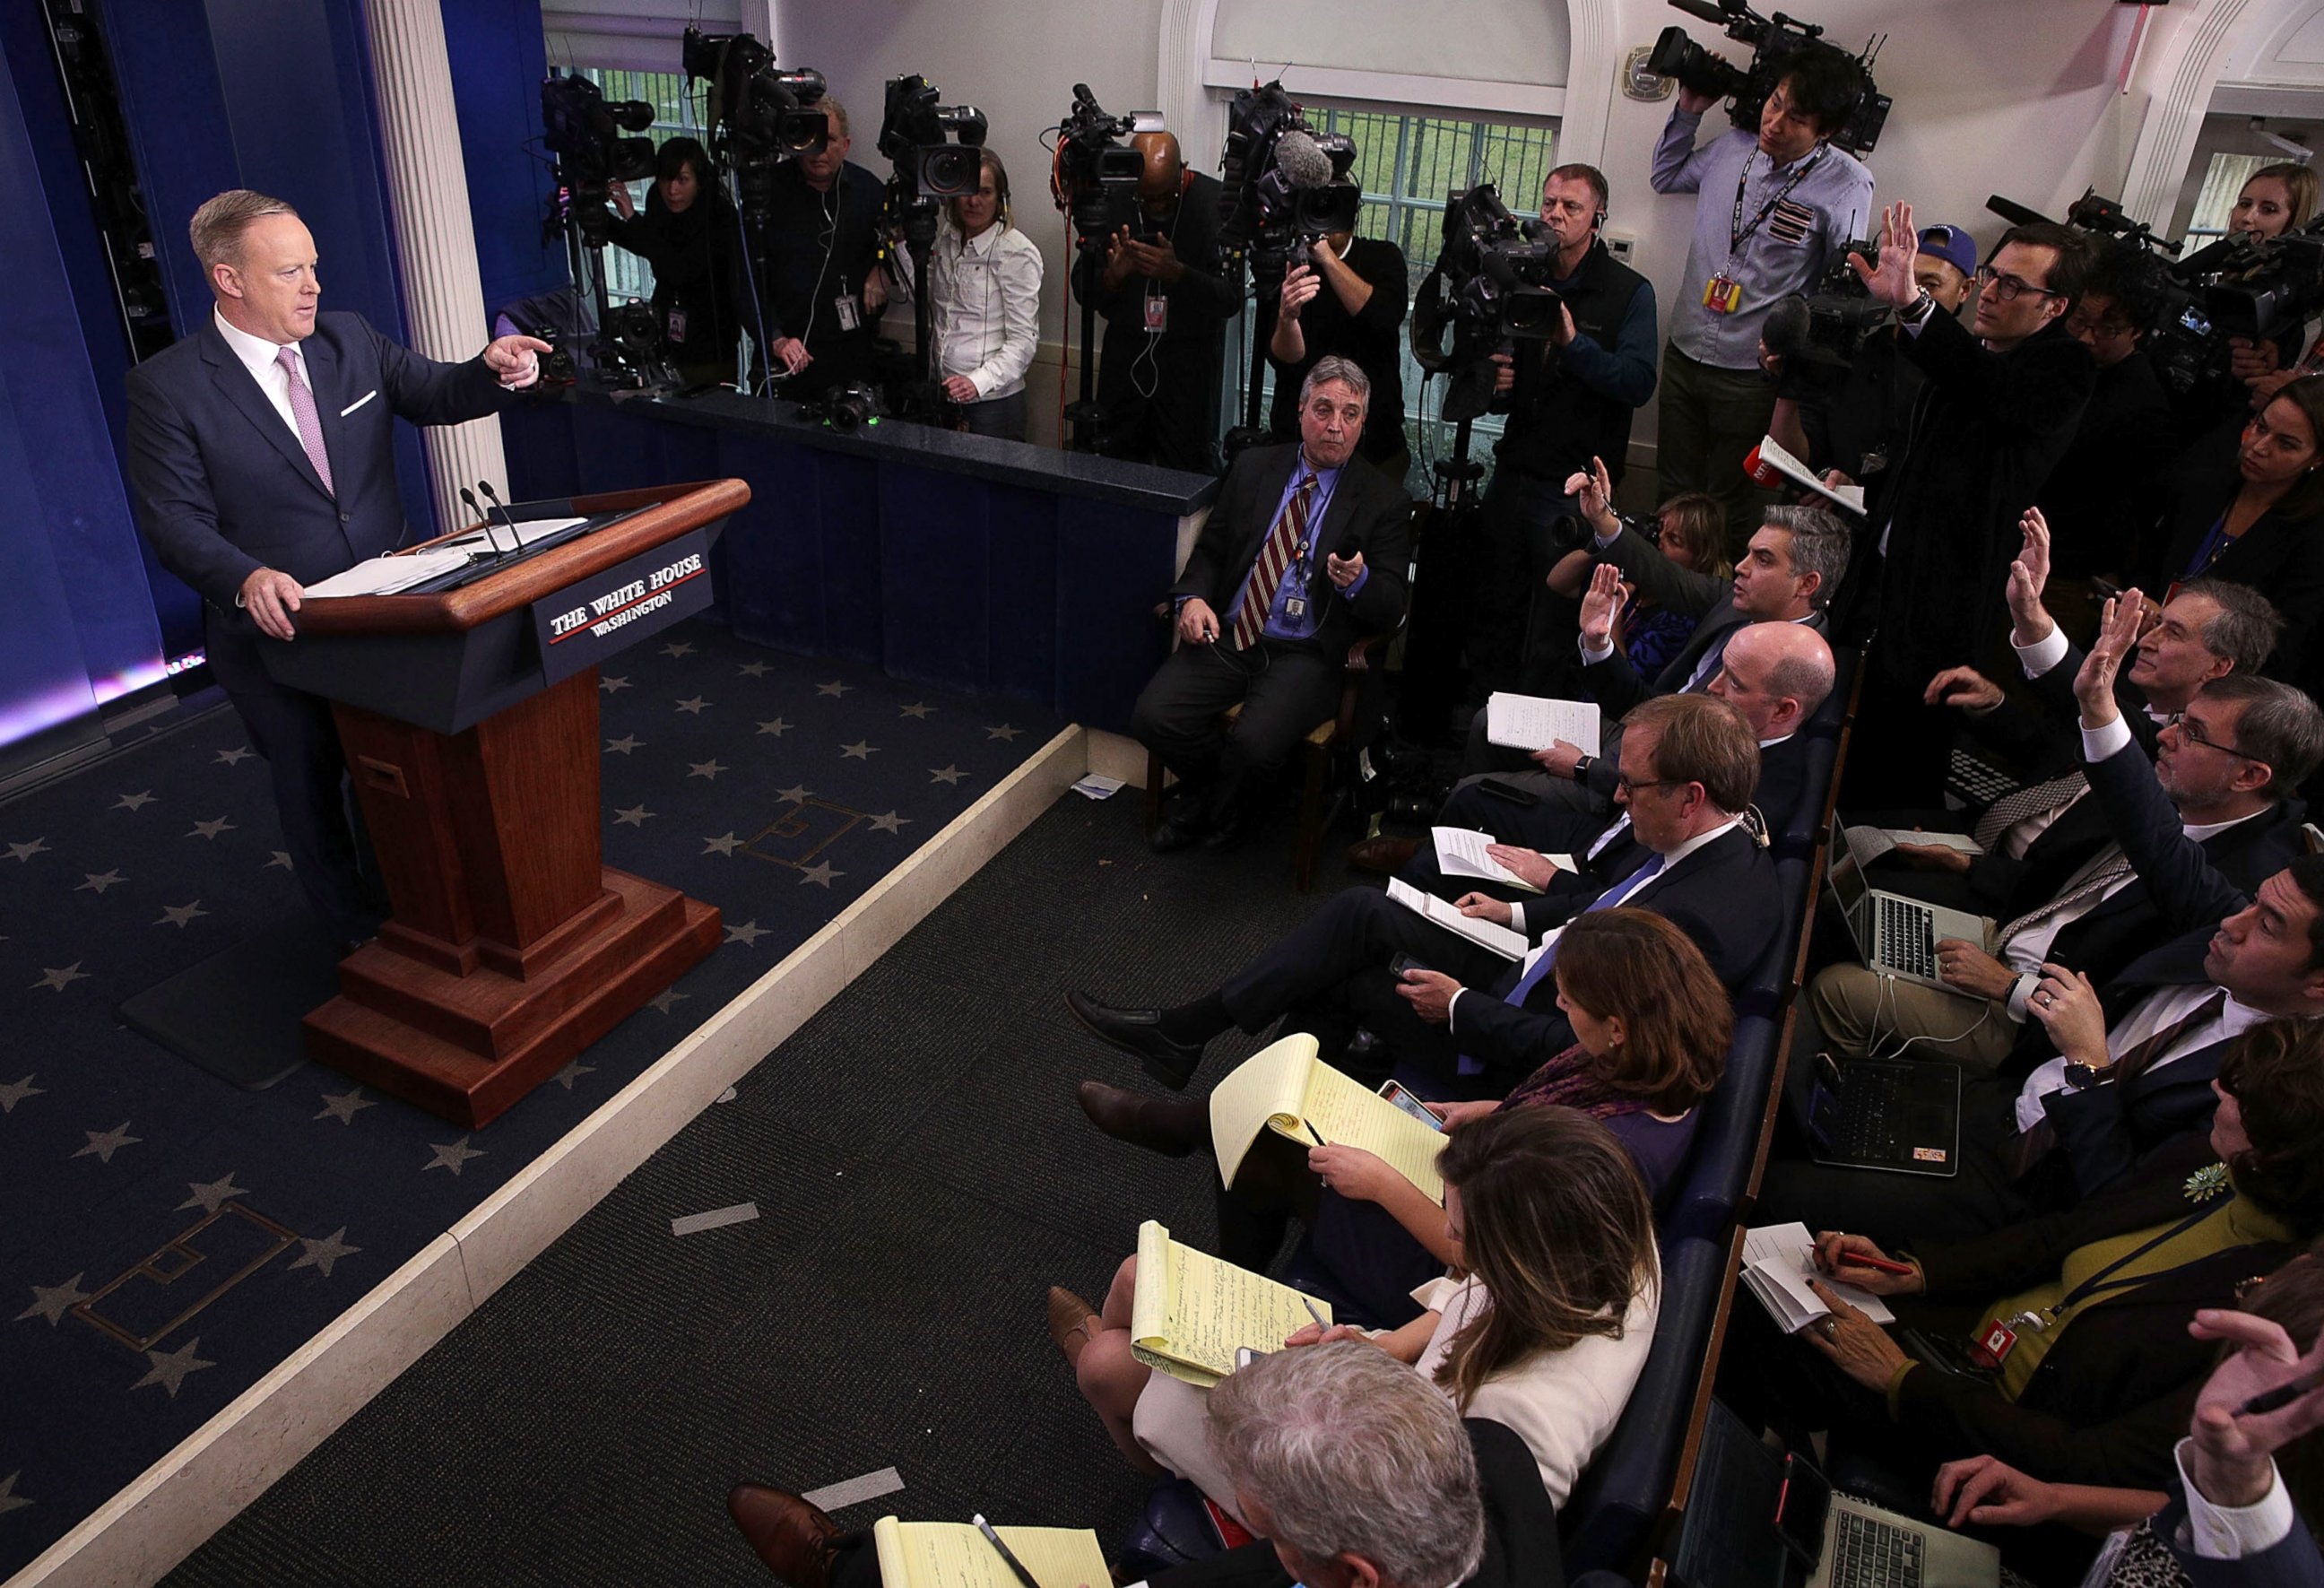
[339,390,378,417]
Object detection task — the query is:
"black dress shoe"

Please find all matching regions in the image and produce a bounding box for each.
[1200,808,1252,851]
[1078,1080,1206,1156]
[1149,807,1210,854]
[727,1484,845,1586]
[1065,990,1204,1089]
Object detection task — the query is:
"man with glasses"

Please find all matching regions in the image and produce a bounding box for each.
[1838,202,2098,809]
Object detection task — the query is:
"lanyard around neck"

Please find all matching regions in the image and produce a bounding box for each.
[1730,145,1825,257]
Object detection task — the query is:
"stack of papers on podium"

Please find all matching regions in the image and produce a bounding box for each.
[1739,1221,1895,1333]
[1486,693,1600,755]
[303,550,474,598]
[438,514,589,553]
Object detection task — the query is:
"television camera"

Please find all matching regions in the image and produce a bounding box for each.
[539,70,677,388]
[1047,85,1165,451]
[1646,0,1889,157]
[1410,183,1565,423]
[876,73,988,420]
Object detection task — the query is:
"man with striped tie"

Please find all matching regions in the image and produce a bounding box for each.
[1131,356,1411,854]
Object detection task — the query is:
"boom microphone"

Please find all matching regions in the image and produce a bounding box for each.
[1271,129,1334,189]
[1985,194,2056,230]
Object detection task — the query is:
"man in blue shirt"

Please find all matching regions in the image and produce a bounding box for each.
[1651,50,1875,554]
[1131,356,1413,852]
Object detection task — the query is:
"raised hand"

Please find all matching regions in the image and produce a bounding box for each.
[1562,455,1618,538]
[2072,591,2146,725]
[1849,201,1920,308]
[1579,560,1625,649]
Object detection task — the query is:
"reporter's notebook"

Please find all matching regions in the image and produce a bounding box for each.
[1207,1032,1447,1202]
[870,1519,1109,1588]
[1129,1219,1332,1388]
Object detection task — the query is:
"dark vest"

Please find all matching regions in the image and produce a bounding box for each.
[1493,240,1649,483]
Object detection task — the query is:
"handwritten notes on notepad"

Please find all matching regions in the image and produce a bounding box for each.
[1739,1222,1895,1333]
[1208,1032,1446,1202]
[1385,878,1528,959]
[869,1518,1111,1588]
[1129,1219,1331,1387]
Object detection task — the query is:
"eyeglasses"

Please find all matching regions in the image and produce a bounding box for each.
[1615,776,1692,798]
[2164,713,2269,769]
[1973,265,2061,303]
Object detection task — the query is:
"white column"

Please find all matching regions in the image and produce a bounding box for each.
[365,0,507,537]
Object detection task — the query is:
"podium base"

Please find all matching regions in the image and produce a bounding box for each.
[303,867,721,1128]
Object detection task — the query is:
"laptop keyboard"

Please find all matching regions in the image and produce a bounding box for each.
[1824,1067,1924,1163]
[1876,897,1937,979]
[1827,1510,1924,1588]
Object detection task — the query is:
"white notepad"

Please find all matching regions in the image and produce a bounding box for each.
[1385,878,1527,960]
[1485,692,1600,755]
[1739,1221,1895,1333]
[1432,828,1575,895]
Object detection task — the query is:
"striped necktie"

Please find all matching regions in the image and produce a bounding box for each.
[1998,843,2133,949]
[1456,854,1668,1075]
[1232,474,1317,650]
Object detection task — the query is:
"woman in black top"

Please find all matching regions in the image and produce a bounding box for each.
[608,135,744,378]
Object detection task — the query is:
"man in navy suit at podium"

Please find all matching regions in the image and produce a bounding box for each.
[125,189,552,949]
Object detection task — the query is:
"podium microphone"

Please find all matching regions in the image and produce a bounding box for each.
[456,485,503,559]
[476,480,521,556]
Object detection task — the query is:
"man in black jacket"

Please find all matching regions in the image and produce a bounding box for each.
[1132,357,1411,852]
[754,100,887,395]
[1840,202,2098,809]
[1070,132,1242,472]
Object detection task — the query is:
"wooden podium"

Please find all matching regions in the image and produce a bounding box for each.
[262,480,747,1127]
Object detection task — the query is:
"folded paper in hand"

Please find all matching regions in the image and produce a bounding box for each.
[1208,1032,1445,1202]
[1739,1221,1895,1333]
[1434,828,1575,895]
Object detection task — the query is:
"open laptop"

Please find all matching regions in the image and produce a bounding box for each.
[1825,823,1995,990]
[1673,1400,1999,1588]
[1804,1053,1962,1177]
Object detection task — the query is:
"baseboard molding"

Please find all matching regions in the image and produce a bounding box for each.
[7,725,1090,1588]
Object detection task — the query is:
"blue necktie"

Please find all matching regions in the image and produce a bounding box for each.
[1456,854,1668,1075]
[1679,627,1732,693]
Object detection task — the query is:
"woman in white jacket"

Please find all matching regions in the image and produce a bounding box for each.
[915,148,1043,441]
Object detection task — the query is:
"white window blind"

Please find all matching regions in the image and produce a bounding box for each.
[541,0,742,74]
[1208,0,1569,118]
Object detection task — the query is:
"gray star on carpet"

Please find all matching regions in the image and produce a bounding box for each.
[601,674,632,693]
[604,734,644,755]
[867,811,910,834]
[33,964,90,993]
[649,988,689,1013]
[74,1123,138,1162]
[114,791,156,811]
[266,850,295,871]
[188,817,235,839]
[0,1075,45,1114]
[613,804,654,827]
[674,696,710,715]
[756,717,792,736]
[815,680,854,698]
[929,765,968,785]
[424,1137,485,1176]
[15,1272,88,1325]
[214,746,252,766]
[552,1060,594,1089]
[290,1228,360,1279]
[314,1086,376,1124]
[724,919,768,946]
[661,640,696,658]
[839,741,878,759]
[775,784,812,804]
[0,1471,24,1516]
[176,1173,246,1214]
[5,838,48,863]
[738,660,770,678]
[76,871,126,895]
[799,859,842,888]
[985,724,1024,741]
[899,701,935,718]
[689,759,727,780]
[133,1338,215,1398]
[156,901,210,929]
[702,832,742,856]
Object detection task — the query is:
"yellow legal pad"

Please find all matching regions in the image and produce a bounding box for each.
[1129,1218,1333,1388]
[1207,1032,1447,1203]
[870,1519,1110,1588]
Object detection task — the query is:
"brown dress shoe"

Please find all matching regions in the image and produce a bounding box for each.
[1077,1080,1206,1157]
[1048,1285,1101,1367]
[727,1483,845,1585]
[1347,835,1418,874]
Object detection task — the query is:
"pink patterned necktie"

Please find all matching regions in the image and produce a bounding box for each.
[275,345,334,496]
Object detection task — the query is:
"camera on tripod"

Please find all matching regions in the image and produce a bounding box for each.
[879,74,989,204]
[540,71,657,247]
[1216,81,1359,272]
[1410,184,1563,421]
[1050,84,1158,246]
[1646,0,1888,156]
[683,27,828,172]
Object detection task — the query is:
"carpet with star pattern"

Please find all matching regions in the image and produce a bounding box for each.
[0,619,1064,1575]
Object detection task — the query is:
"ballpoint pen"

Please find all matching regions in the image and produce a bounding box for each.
[973,1514,1045,1588]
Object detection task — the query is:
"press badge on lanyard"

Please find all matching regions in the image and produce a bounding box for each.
[835,296,861,332]
[1713,147,1826,318]
[1284,539,1312,619]
[1144,285,1169,334]
[1703,274,1743,315]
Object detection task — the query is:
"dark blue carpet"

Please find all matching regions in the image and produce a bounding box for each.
[0,619,1064,1576]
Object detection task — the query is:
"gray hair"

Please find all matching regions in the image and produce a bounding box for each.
[190,189,299,273]
[1300,355,1371,412]
[1207,1341,1484,1588]
[1759,505,1853,611]
[820,96,850,139]
[2200,674,2324,793]
[2177,578,2285,675]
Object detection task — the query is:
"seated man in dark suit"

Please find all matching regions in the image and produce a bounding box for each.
[1072,694,1780,1109]
[1132,354,1411,853]
[125,189,550,948]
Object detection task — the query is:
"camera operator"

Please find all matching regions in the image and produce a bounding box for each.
[1651,48,1875,552]
[750,100,887,395]
[1467,163,1658,693]
[2034,239,2178,612]
[606,136,745,381]
[1070,131,1242,472]
[2223,163,2321,408]
[1268,220,1409,479]
[1842,201,2098,809]
[893,150,1045,440]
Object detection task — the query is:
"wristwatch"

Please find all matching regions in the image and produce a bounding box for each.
[1571,755,1596,785]
[2062,1062,2112,1090]
[1899,290,1937,328]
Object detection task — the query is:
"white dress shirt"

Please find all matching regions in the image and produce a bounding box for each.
[916,218,1044,401]
[213,308,314,443]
